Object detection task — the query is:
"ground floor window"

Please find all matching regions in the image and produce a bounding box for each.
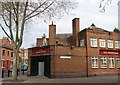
[100,57,107,68]
[116,57,120,68]
[108,57,115,68]
[91,57,98,68]
[91,56,120,69]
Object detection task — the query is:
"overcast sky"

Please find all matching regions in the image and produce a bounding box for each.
[0,0,118,49]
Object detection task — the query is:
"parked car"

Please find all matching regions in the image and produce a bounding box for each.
[21,64,28,71]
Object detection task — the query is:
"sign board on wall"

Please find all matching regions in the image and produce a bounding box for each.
[32,47,50,55]
[60,56,71,59]
[99,50,120,56]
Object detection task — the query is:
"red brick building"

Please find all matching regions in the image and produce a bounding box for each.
[19,48,28,64]
[0,37,13,72]
[28,18,120,78]
[19,48,28,71]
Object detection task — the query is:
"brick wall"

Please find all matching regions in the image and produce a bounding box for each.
[85,28,120,76]
[50,45,87,78]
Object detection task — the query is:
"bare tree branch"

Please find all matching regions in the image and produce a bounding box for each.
[25,1,55,21]
[25,1,46,19]
[9,2,15,43]
[18,1,28,48]
[0,24,11,40]
[2,15,9,27]
[15,2,20,45]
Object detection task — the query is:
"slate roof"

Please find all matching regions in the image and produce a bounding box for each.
[56,33,72,39]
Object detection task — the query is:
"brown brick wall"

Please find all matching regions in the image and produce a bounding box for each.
[49,24,56,45]
[29,18,120,78]
[50,46,87,77]
[85,28,120,75]
[72,18,80,46]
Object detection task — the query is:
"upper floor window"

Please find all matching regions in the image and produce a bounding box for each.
[107,40,113,48]
[8,51,9,56]
[11,52,13,57]
[90,38,97,47]
[91,57,98,68]
[2,50,5,56]
[99,39,106,48]
[115,41,120,49]
[1,60,5,68]
[80,39,85,47]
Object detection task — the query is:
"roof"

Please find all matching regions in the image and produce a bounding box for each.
[87,26,109,32]
[56,33,72,39]
[0,43,13,50]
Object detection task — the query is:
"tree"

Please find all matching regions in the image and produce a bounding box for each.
[99,0,119,12]
[0,0,77,80]
[114,28,120,33]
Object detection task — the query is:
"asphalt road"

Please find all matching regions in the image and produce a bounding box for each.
[2,75,119,83]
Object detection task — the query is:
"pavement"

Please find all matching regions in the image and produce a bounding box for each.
[1,74,119,83]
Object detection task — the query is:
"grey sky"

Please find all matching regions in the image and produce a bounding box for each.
[0,0,118,49]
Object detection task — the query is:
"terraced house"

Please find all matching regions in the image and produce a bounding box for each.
[28,18,120,78]
[0,37,13,73]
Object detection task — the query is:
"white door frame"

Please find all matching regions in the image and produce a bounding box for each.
[38,62,44,76]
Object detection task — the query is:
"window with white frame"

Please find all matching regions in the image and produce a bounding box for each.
[108,57,115,68]
[90,38,97,47]
[100,57,107,68]
[91,57,98,68]
[2,50,5,57]
[116,57,120,68]
[80,39,85,46]
[99,39,106,48]
[1,61,5,68]
[115,41,120,48]
[107,40,113,48]
[10,61,13,71]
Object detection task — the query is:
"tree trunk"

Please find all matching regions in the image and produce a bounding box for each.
[12,48,19,80]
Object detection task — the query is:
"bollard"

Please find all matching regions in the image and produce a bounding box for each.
[2,70,4,78]
[8,70,10,77]
[23,70,24,75]
[17,69,18,75]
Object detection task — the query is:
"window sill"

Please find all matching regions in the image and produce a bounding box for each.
[1,59,5,61]
[109,67,115,69]
[100,67,107,68]
[90,46,98,48]
[91,67,98,69]
[99,47,106,48]
[108,47,113,49]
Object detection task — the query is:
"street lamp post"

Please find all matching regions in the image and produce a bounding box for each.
[22,48,24,75]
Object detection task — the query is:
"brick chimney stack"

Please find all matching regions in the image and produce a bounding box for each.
[72,18,80,46]
[49,22,56,45]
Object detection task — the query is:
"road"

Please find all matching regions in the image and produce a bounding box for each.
[1,75,120,83]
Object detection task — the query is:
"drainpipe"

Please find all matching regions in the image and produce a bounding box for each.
[54,45,56,78]
[85,29,88,77]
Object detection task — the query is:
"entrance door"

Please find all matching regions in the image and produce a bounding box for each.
[38,62,44,76]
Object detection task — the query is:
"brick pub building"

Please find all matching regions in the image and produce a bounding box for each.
[28,18,120,78]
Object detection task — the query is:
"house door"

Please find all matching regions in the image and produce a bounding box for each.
[38,62,44,76]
